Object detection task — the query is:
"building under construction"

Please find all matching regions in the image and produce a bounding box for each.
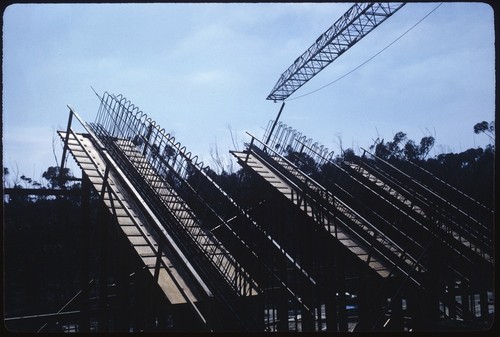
[5,90,493,332]
[4,2,494,333]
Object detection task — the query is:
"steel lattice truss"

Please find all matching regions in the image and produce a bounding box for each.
[267,2,406,101]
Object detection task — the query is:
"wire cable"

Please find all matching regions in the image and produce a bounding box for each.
[285,2,444,102]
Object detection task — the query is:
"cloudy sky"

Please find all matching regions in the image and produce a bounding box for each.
[2,2,495,183]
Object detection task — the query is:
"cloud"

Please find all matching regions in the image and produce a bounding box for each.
[185,69,229,86]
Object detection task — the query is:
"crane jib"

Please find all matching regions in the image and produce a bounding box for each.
[267,2,406,101]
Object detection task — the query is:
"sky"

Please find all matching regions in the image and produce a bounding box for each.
[2,2,495,184]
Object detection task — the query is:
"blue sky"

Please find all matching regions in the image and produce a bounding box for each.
[2,2,495,183]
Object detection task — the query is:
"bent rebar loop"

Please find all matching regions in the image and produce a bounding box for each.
[265,120,336,168]
[98,92,212,179]
[263,119,275,142]
[282,125,299,152]
[96,91,117,129]
[262,119,277,149]
[273,122,297,154]
[264,120,284,151]
[95,91,137,139]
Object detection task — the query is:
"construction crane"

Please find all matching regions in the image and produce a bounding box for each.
[266,2,406,102]
[264,2,406,145]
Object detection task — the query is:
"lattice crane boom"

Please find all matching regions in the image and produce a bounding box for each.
[267,2,406,101]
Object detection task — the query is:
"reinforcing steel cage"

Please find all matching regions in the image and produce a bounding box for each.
[90,92,260,300]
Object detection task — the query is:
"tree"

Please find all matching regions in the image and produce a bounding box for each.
[387,131,407,159]
[370,132,434,161]
[370,132,407,160]
[285,150,318,176]
[418,136,435,159]
[209,137,236,175]
[42,166,73,189]
[343,148,356,161]
[404,140,419,160]
[473,120,494,142]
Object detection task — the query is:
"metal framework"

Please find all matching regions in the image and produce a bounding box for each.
[61,107,213,331]
[6,90,493,331]
[86,92,327,330]
[231,120,494,330]
[267,2,406,101]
